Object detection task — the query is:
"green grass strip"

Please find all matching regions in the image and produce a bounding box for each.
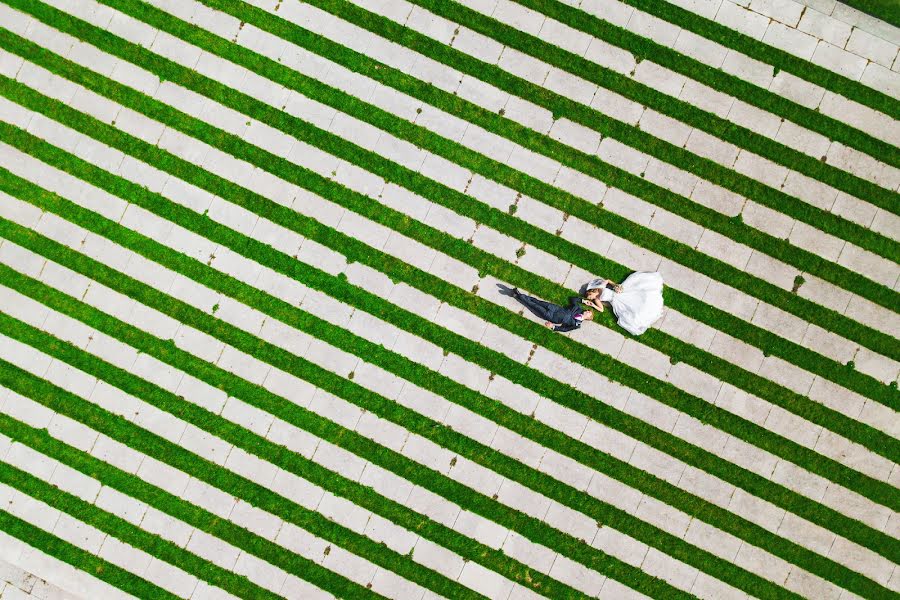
[612,0,900,119]
[0,363,557,600]
[4,106,897,517]
[0,175,872,593]
[179,0,900,400]
[291,0,900,235]
[0,340,591,600]
[75,0,900,369]
[0,175,895,599]
[387,0,900,207]
[8,2,898,425]
[2,40,897,455]
[0,271,703,600]
[5,62,900,522]
[0,354,484,600]
[0,441,309,600]
[0,311,600,600]
[3,91,899,561]
[1,17,896,426]
[185,0,900,306]
[0,509,180,600]
[836,0,900,29]
[510,0,899,171]
[0,249,836,600]
[437,0,900,179]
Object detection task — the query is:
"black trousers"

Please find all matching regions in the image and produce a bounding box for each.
[515,292,558,322]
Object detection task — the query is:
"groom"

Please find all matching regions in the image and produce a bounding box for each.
[511,288,592,333]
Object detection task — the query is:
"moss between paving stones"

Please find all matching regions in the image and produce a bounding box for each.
[0,357,487,600]
[0,186,895,599]
[609,0,900,120]
[0,297,700,600]
[3,107,899,564]
[86,0,900,343]
[2,21,898,421]
[0,509,183,600]
[269,0,900,241]
[0,447,315,600]
[508,0,900,172]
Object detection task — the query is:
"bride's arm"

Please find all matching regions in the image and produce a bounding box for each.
[604,279,623,293]
[596,277,622,293]
[584,299,604,311]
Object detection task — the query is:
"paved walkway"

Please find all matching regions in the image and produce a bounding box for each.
[0,0,896,598]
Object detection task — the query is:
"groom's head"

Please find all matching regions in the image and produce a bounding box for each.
[581,310,594,321]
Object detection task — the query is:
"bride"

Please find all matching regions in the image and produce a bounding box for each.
[583,272,664,336]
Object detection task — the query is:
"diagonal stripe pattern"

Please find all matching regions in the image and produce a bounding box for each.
[0,0,896,599]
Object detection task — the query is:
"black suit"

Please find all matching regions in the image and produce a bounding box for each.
[514,292,585,332]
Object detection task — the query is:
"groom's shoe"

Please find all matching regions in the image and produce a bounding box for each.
[511,287,521,298]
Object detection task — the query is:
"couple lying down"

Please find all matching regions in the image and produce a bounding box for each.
[510,271,664,336]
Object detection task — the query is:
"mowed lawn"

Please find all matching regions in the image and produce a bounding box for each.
[0,0,897,598]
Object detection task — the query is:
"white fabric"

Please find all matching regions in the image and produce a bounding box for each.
[598,272,664,335]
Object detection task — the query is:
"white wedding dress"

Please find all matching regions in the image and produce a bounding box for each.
[598,272,664,335]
